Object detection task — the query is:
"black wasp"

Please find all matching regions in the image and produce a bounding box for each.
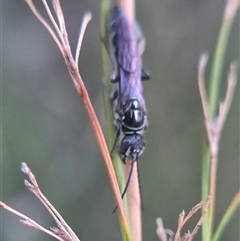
[108,6,149,207]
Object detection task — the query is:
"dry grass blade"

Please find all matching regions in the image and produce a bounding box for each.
[156,218,168,241]
[25,0,128,232]
[198,53,210,121]
[21,163,80,241]
[25,0,63,54]
[198,52,238,237]
[0,163,81,241]
[174,197,211,241]
[52,0,67,35]
[198,55,238,155]
[75,12,92,67]
[216,62,237,136]
[188,196,211,241]
[156,197,211,241]
[42,0,66,47]
[0,201,64,241]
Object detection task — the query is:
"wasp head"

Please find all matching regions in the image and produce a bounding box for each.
[120,134,145,163]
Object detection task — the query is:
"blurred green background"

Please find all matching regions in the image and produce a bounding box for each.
[1,1,239,241]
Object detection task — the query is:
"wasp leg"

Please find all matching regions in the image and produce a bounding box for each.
[101,36,108,50]
[110,90,118,101]
[110,120,121,155]
[101,79,118,101]
[111,75,120,83]
[101,35,120,84]
[141,68,151,81]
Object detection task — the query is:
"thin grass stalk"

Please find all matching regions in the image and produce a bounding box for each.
[201,143,210,241]
[211,191,240,241]
[207,1,239,239]
[101,0,141,240]
[201,1,239,240]
[100,0,130,240]
[208,0,239,117]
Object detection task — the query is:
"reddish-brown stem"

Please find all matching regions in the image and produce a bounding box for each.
[67,61,127,225]
[198,54,237,238]
[81,89,125,212]
[25,0,129,232]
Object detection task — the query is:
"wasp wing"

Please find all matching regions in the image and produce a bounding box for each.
[110,6,145,74]
[110,6,147,111]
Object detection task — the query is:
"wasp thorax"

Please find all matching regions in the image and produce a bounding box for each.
[122,98,145,129]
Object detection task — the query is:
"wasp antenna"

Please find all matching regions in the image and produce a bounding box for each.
[136,159,144,211]
[111,204,118,214]
[121,159,135,199]
[111,159,135,214]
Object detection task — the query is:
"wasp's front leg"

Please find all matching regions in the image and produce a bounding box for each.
[141,68,151,81]
[110,118,122,155]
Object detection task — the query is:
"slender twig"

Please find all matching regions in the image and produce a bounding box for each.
[42,0,65,45]
[0,202,64,241]
[173,197,211,241]
[200,1,239,240]
[21,163,79,241]
[25,0,129,235]
[208,63,237,229]
[24,0,63,54]
[156,218,168,241]
[188,197,211,241]
[75,12,92,66]
[156,198,210,241]
[174,203,203,241]
[123,159,141,241]
[216,62,237,136]
[52,0,67,35]
[198,53,210,121]
[0,163,81,241]
[198,52,238,239]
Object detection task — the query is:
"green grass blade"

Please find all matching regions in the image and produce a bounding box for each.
[201,2,239,241]
[208,1,239,118]
[201,142,210,241]
[100,1,131,240]
[211,192,240,241]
